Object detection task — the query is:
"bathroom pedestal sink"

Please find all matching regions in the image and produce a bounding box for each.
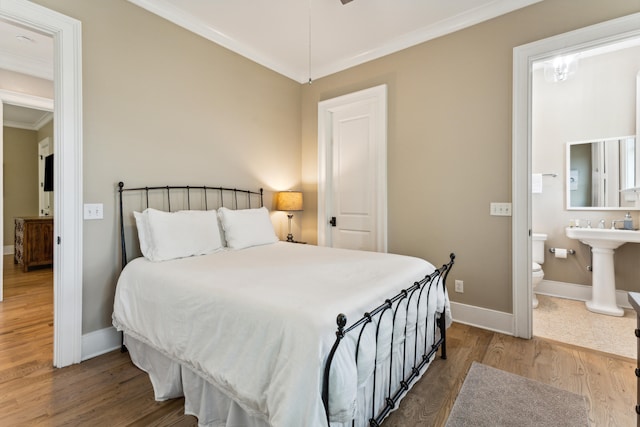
[565,227,640,316]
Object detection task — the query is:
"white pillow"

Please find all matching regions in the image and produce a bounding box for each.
[133,210,153,259]
[143,208,223,261]
[217,207,278,249]
[216,215,227,247]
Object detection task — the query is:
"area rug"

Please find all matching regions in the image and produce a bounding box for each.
[533,294,635,359]
[445,362,589,427]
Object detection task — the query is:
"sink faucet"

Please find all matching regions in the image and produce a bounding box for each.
[598,219,606,229]
[611,220,625,229]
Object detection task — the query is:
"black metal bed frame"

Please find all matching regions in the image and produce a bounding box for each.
[116,181,455,427]
[322,253,455,426]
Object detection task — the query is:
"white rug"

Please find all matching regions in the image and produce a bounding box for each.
[533,294,635,359]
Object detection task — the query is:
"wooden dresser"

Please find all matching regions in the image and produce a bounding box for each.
[14,216,54,272]
[630,292,640,427]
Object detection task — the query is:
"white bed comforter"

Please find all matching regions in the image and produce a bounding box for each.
[112,242,448,427]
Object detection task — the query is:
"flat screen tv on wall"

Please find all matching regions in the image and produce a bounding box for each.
[44,154,53,192]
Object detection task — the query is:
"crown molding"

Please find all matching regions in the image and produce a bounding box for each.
[33,110,53,129]
[0,89,53,110]
[2,119,29,129]
[127,0,301,81]
[6,110,54,131]
[128,0,542,83]
[313,0,543,81]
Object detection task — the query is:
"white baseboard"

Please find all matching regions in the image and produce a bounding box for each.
[3,245,14,255]
[448,280,633,337]
[81,326,121,361]
[449,301,514,336]
[535,279,632,309]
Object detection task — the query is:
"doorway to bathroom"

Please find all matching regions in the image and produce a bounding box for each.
[514,12,640,359]
[530,39,640,358]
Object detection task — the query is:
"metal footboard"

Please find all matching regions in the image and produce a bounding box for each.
[322,253,455,427]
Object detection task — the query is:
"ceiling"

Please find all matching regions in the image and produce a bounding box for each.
[2,103,52,130]
[0,0,543,127]
[0,18,52,80]
[127,0,543,83]
[0,18,53,129]
[0,0,635,129]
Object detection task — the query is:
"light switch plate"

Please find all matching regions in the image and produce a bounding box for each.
[490,202,512,216]
[84,203,103,220]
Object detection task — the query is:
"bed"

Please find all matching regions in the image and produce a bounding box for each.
[112,183,455,427]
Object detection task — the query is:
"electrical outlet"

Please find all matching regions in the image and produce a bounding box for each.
[455,280,464,293]
[490,202,512,216]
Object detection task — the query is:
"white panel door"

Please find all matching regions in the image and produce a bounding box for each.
[330,101,376,250]
[318,84,387,252]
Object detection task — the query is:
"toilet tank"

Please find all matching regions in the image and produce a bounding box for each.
[532,233,547,265]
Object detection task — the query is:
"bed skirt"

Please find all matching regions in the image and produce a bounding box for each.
[125,308,444,427]
[125,334,271,427]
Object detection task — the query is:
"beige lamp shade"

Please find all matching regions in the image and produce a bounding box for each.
[275,191,303,211]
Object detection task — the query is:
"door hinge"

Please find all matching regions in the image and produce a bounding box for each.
[57,236,61,245]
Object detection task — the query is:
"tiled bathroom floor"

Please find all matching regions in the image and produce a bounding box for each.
[533,294,636,360]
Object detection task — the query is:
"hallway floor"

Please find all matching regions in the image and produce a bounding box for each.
[533,294,635,360]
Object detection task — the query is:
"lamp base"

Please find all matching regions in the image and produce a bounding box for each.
[286,213,295,242]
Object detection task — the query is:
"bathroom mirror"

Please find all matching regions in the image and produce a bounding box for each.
[566,136,640,210]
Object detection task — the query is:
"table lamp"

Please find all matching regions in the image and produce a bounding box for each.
[275,191,303,242]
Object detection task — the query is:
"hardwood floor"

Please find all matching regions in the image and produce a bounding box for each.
[0,254,635,426]
[0,255,197,426]
[384,323,635,427]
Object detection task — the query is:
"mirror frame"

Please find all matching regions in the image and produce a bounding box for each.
[566,135,640,210]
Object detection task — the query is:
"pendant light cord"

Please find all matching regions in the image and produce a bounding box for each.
[308,0,312,84]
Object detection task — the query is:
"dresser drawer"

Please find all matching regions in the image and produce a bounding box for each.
[14,217,53,272]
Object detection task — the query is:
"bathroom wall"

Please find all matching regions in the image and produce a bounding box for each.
[532,45,640,292]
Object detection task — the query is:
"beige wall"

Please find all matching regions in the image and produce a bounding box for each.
[533,47,640,292]
[23,0,640,332]
[37,119,53,143]
[300,0,640,314]
[31,0,302,333]
[3,126,39,245]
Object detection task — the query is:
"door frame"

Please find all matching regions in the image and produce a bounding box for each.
[317,84,387,251]
[512,12,640,339]
[0,0,83,367]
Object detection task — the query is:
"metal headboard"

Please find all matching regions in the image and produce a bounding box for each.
[117,182,264,269]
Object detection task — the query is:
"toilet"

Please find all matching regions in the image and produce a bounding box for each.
[532,233,547,309]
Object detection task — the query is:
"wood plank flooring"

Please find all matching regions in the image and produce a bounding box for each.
[0,254,635,426]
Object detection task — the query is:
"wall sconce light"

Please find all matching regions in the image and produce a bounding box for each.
[275,191,304,242]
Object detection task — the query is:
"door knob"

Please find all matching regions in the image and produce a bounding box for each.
[329,217,337,227]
